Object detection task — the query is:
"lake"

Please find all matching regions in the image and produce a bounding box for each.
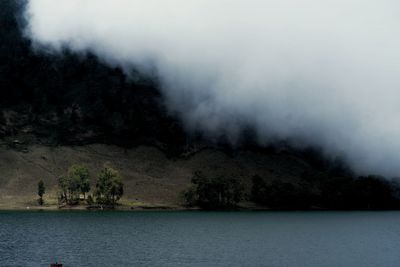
[1,211,400,266]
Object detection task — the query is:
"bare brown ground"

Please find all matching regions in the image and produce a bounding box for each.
[0,144,309,209]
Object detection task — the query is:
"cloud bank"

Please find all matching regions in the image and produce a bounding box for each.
[24,0,400,176]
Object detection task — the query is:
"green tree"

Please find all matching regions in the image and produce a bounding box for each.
[58,165,91,205]
[94,167,124,206]
[68,164,90,200]
[37,179,45,205]
[57,175,78,205]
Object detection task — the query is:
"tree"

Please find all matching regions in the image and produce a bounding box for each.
[57,175,69,205]
[184,172,244,209]
[57,175,79,205]
[37,179,45,205]
[94,167,124,205]
[68,164,90,200]
[57,165,91,205]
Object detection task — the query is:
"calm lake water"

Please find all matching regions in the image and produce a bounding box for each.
[1,211,400,266]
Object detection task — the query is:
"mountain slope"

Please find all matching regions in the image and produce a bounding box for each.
[0,144,314,209]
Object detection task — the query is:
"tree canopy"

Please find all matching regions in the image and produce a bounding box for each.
[68,165,90,199]
[94,167,124,205]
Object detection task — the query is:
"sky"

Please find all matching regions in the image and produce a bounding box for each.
[24,0,400,176]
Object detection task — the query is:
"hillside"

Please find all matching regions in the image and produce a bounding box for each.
[0,0,327,210]
[2,1,400,210]
[0,143,314,209]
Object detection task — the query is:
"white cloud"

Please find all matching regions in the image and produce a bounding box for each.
[25,0,400,176]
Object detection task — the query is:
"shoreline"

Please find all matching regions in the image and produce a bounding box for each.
[0,204,193,212]
[2,204,400,212]
[0,201,269,212]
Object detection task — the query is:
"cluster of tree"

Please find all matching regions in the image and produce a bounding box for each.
[58,165,91,205]
[57,165,123,207]
[93,167,124,205]
[183,172,244,210]
[251,173,400,210]
[183,159,400,210]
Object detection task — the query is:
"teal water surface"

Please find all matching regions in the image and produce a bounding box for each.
[1,211,400,266]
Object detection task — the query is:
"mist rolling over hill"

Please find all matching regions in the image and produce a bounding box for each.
[24,0,400,177]
[1,1,400,210]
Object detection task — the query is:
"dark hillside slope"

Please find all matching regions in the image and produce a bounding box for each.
[1,1,400,210]
[0,1,186,150]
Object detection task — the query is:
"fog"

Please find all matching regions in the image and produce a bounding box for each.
[24,0,400,176]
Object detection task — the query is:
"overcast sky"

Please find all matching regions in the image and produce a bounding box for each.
[24,0,400,176]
